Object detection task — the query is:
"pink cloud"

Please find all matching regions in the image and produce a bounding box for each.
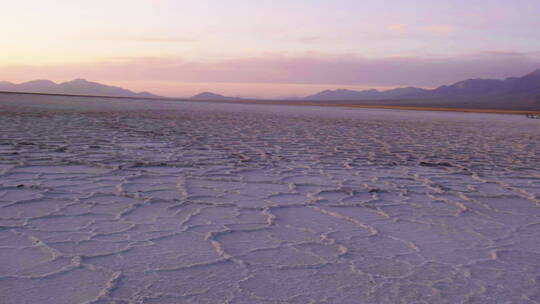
[421,24,457,34]
[102,36,197,43]
[1,52,539,92]
[386,24,407,33]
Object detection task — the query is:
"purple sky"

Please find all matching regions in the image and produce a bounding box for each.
[1,0,539,97]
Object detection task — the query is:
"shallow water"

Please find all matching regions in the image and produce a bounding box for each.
[1,95,539,303]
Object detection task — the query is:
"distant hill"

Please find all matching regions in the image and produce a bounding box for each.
[305,87,427,101]
[304,69,540,104]
[425,69,540,98]
[190,92,238,100]
[0,79,160,98]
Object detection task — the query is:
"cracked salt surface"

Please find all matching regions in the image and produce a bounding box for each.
[0,94,539,304]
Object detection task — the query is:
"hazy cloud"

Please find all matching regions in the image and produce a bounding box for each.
[421,24,457,35]
[93,35,197,43]
[2,52,539,89]
[386,24,407,34]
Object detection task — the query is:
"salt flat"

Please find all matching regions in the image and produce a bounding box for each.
[0,94,539,304]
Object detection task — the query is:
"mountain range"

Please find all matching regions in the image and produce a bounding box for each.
[304,87,428,101]
[190,92,239,101]
[0,79,160,98]
[1,69,539,110]
[303,69,540,102]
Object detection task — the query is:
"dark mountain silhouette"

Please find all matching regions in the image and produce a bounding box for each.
[14,80,58,92]
[0,79,160,98]
[1,69,539,110]
[304,69,540,102]
[306,89,380,100]
[305,87,427,100]
[190,92,238,100]
[424,69,540,98]
[381,87,431,98]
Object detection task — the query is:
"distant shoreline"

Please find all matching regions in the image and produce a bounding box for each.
[192,99,540,115]
[1,90,539,115]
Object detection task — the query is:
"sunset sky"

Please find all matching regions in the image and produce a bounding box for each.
[2,0,540,98]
